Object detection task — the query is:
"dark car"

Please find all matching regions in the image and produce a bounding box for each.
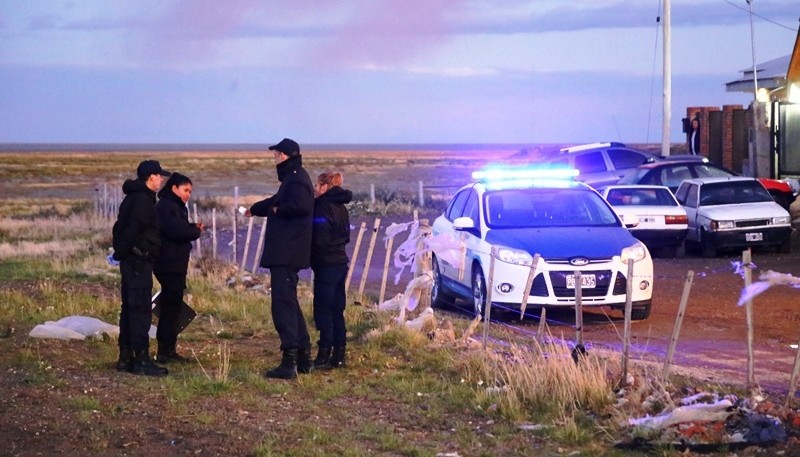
[617,157,796,210]
[542,142,661,189]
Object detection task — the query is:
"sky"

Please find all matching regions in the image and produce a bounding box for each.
[0,0,798,145]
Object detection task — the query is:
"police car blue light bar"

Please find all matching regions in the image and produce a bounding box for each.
[472,167,579,181]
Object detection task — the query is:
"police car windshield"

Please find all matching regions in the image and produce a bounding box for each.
[484,188,619,228]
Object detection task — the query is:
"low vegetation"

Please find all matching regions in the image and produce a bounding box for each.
[2,150,797,455]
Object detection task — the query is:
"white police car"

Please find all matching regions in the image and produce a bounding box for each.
[674,176,792,257]
[430,168,654,320]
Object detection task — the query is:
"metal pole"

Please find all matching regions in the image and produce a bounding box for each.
[661,0,671,157]
[211,208,217,259]
[747,0,760,177]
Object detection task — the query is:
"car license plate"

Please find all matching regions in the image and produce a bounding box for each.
[567,274,596,289]
[640,217,655,223]
[745,232,763,242]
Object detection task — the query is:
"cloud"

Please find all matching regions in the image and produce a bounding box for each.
[442,1,798,35]
[310,0,470,67]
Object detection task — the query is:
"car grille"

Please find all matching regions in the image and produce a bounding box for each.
[544,257,613,264]
[735,219,770,228]
[530,270,626,297]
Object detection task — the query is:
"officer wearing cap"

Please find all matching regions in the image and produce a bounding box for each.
[246,138,315,379]
[111,159,171,377]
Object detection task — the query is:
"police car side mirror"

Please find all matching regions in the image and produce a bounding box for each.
[453,216,476,231]
[621,214,639,228]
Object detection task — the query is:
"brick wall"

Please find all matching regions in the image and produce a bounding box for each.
[686,105,743,169]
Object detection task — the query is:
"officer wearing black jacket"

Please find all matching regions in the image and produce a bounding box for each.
[154,172,202,363]
[112,160,170,377]
[246,138,314,379]
[310,172,352,369]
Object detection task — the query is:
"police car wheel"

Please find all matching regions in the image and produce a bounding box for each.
[471,266,486,317]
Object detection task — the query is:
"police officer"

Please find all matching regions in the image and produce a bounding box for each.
[246,138,314,379]
[112,160,170,377]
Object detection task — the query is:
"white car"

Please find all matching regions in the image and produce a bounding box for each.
[599,185,688,258]
[430,168,654,320]
[674,176,792,257]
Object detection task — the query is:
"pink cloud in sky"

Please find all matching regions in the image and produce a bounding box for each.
[311,0,469,67]
[140,0,262,63]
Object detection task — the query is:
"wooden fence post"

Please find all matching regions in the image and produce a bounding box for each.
[787,339,800,407]
[418,180,424,207]
[621,259,634,385]
[482,246,497,349]
[537,307,547,344]
[379,234,394,305]
[519,254,540,320]
[662,270,694,382]
[743,249,756,392]
[357,218,381,300]
[345,222,367,292]
[240,216,254,274]
[252,217,267,275]
[574,270,584,350]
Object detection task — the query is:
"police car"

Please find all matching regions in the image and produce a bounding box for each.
[674,176,792,257]
[430,168,654,320]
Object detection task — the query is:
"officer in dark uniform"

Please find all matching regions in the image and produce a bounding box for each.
[112,160,171,377]
[246,138,314,379]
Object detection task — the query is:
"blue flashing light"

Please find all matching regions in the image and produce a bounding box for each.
[472,167,579,181]
[484,178,578,191]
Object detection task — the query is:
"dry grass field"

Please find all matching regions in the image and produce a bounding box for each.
[2,146,800,456]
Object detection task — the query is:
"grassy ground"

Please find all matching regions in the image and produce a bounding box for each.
[1,149,797,456]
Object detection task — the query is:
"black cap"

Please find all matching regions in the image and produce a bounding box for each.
[268,138,300,156]
[136,160,171,179]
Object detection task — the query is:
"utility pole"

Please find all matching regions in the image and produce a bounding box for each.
[747,0,764,177]
[662,0,671,157]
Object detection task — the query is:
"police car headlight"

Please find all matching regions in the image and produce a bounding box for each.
[620,243,647,263]
[772,216,790,225]
[496,247,533,266]
[710,220,735,231]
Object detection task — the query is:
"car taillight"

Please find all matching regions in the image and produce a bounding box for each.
[665,215,688,224]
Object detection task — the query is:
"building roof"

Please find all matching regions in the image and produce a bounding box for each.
[724,55,790,93]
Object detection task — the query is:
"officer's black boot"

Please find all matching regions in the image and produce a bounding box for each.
[156,342,191,364]
[131,349,169,377]
[116,345,134,372]
[265,349,297,379]
[330,346,346,369]
[297,347,314,374]
[314,346,332,370]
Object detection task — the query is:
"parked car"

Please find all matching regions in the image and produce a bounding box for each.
[617,157,796,210]
[598,185,688,257]
[541,142,661,188]
[674,176,792,257]
[430,168,654,320]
